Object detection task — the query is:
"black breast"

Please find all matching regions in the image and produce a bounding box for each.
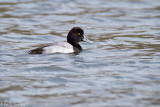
[73,44,82,53]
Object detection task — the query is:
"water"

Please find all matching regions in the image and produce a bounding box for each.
[0,0,160,107]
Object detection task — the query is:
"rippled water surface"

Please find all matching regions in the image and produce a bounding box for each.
[0,0,160,107]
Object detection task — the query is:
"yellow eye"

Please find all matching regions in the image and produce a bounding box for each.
[78,33,80,35]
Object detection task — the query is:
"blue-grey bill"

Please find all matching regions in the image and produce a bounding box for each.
[83,36,93,43]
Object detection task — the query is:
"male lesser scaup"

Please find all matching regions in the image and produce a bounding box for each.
[29,27,93,54]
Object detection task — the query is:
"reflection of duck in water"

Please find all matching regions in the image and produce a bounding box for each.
[29,27,93,54]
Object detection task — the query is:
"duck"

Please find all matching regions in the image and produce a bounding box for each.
[29,27,93,54]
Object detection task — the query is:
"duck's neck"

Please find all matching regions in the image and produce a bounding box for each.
[67,40,82,51]
[68,41,82,50]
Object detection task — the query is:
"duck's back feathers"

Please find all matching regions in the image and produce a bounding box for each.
[29,42,74,54]
[29,47,43,54]
[43,42,74,54]
[28,43,52,54]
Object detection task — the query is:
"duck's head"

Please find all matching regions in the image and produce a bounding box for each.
[67,27,93,46]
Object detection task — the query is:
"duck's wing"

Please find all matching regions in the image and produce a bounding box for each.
[28,42,74,54]
[28,43,53,54]
[43,42,74,54]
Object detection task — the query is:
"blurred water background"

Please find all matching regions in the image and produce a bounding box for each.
[0,0,160,107]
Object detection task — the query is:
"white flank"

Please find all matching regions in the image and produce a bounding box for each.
[43,42,74,54]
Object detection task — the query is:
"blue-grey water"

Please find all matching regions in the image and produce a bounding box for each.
[0,0,160,107]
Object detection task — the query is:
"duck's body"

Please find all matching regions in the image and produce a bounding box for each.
[29,27,92,54]
[29,42,73,54]
[43,42,74,54]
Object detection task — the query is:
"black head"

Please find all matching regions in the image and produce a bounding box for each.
[67,27,84,46]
